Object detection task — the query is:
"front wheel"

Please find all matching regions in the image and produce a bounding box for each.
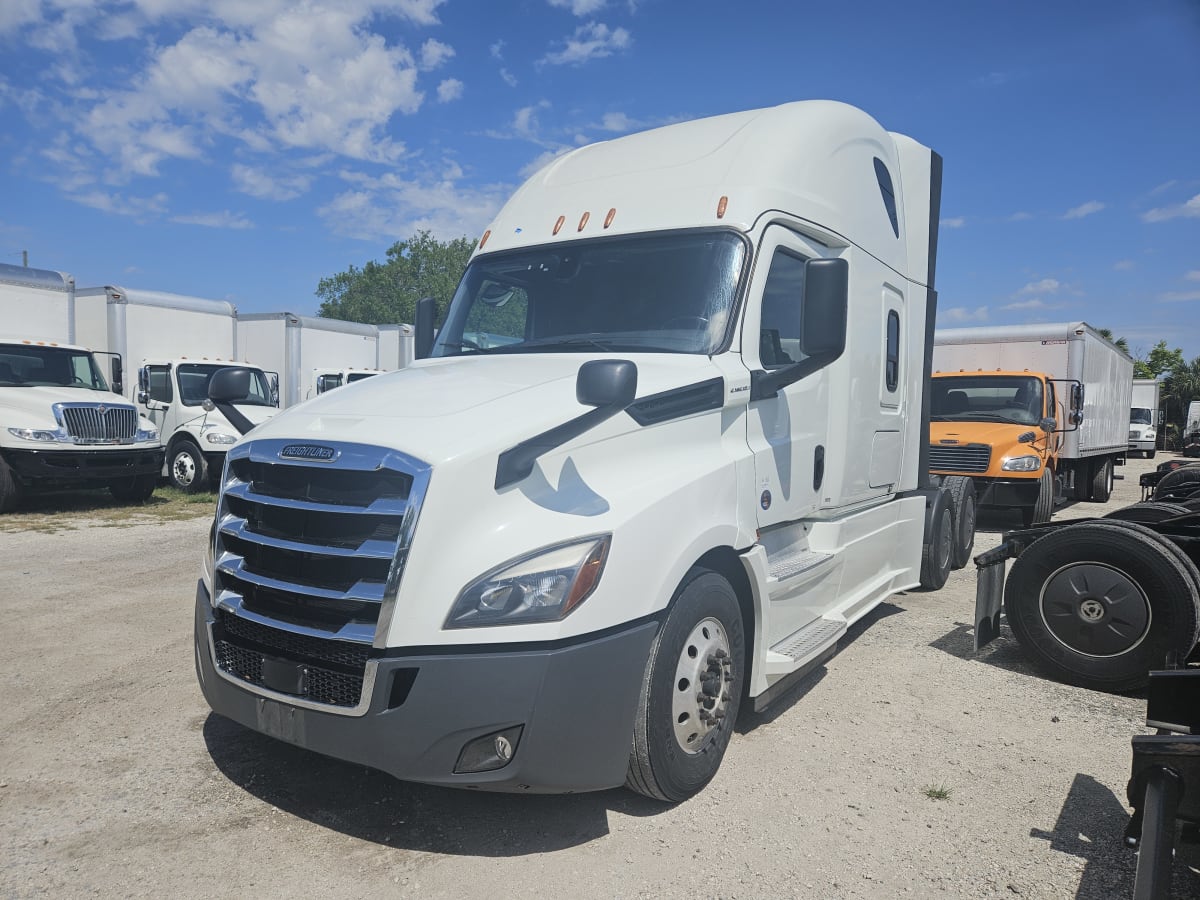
[1021,468,1054,527]
[0,457,22,513]
[918,496,954,590]
[626,569,745,802]
[169,441,208,493]
[110,473,157,503]
[1090,458,1114,503]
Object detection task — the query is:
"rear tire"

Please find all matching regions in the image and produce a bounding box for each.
[1154,466,1200,502]
[0,457,22,513]
[169,441,208,493]
[1021,468,1054,527]
[110,473,157,503]
[1146,450,1156,460]
[1104,502,1190,524]
[919,498,954,590]
[1003,521,1200,691]
[626,569,745,802]
[1089,458,1113,503]
[942,475,977,570]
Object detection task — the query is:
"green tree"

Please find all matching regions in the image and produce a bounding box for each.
[1162,355,1200,446]
[316,231,476,325]
[1132,339,1185,380]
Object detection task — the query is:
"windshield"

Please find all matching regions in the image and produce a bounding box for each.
[432,231,746,357]
[177,364,274,406]
[931,375,1045,426]
[1130,407,1153,425]
[0,344,108,390]
[347,372,378,383]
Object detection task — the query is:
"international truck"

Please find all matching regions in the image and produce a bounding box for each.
[1128,377,1160,458]
[929,323,1133,527]
[195,99,955,800]
[0,264,161,511]
[236,313,379,408]
[75,286,277,492]
[377,323,415,371]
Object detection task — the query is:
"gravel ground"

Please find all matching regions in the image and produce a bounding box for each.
[1,455,1198,899]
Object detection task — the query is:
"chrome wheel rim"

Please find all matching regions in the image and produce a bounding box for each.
[671,617,733,754]
[172,451,196,487]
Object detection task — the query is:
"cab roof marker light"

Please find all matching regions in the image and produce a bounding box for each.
[578,211,590,232]
[717,196,729,219]
[480,229,491,248]
[553,215,565,235]
[604,208,616,228]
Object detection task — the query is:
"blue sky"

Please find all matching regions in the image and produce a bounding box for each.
[2,0,1198,360]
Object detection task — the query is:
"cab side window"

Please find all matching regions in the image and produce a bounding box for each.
[148,365,172,403]
[759,249,807,369]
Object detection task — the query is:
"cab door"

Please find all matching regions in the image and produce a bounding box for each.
[743,225,841,529]
[139,364,173,432]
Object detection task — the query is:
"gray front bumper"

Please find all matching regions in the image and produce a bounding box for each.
[194,581,659,793]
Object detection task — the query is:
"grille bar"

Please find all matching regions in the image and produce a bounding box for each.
[57,403,137,443]
[223,480,408,516]
[219,515,398,560]
[217,555,387,603]
[929,444,992,474]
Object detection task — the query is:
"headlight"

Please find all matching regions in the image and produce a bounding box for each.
[205,432,237,445]
[445,535,611,628]
[136,426,158,442]
[1001,455,1041,472]
[7,427,64,442]
[1144,430,1156,439]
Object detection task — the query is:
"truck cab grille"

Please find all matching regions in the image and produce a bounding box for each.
[55,402,137,443]
[929,444,992,474]
[209,439,431,713]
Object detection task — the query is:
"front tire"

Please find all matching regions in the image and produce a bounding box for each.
[626,569,745,802]
[0,457,22,513]
[169,441,208,493]
[1089,457,1114,503]
[1003,521,1200,691]
[919,497,954,590]
[110,473,157,503]
[1021,467,1054,527]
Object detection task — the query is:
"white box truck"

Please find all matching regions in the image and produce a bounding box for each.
[930,323,1134,525]
[195,100,953,800]
[377,323,414,371]
[75,286,277,491]
[236,313,380,408]
[1129,377,1161,458]
[0,264,161,511]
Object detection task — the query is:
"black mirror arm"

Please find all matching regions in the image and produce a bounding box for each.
[749,350,841,401]
[495,404,626,490]
[213,401,256,436]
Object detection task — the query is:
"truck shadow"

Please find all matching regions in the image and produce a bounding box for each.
[930,620,1063,682]
[202,714,668,856]
[1030,772,1200,898]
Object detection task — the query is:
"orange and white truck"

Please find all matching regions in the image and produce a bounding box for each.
[929,322,1133,526]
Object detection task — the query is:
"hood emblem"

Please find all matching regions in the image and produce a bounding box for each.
[280,443,338,462]
[97,404,108,415]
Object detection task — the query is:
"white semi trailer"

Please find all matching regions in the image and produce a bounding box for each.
[377,323,415,371]
[75,286,276,491]
[236,313,379,408]
[0,264,161,511]
[1129,377,1160,458]
[195,100,953,800]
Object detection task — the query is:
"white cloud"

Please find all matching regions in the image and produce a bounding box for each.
[547,0,609,15]
[1001,299,1051,311]
[499,67,517,87]
[1143,193,1200,223]
[1007,211,1032,222]
[540,21,631,66]
[1160,290,1200,303]
[939,306,989,324]
[1187,271,1200,282]
[70,190,169,219]
[419,38,454,70]
[1063,200,1104,220]
[490,40,505,60]
[940,217,965,229]
[230,163,312,200]
[1113,259,1134,271]
[1017,278,1060,296]
[170,210,254,229]
[436,78,463,103]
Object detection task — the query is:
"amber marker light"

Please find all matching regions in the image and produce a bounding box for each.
[553,215,565,235]
[604,208,616,228]
[717,195,729,218]
[561,538,610,617]
[480,229,491,248]
[578,211,590,232]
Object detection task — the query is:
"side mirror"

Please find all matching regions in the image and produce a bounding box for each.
[800,258,849,358]
[137,366,149,393]
[415,296,436,359]
[206,367,256,436]
[577,359,637,409]
[137,390,149,404]
[110,356,123,394]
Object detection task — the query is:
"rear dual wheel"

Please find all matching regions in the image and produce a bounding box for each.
[941,476,977,570]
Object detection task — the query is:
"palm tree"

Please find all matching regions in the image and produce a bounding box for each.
[1162,356,1200,448]
[1096,327,1130,355]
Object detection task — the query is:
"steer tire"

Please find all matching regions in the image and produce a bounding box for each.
[918,497,954,591]
[1021,468,1055,527]
[942,476,977,570]
[169,441,208,493]
[109,473,158,504]
[1089,458,1114,503]
[1104,502,1190,525]
[1003,521,1200,692]
[626,568,745,803]
[0,457,22,513]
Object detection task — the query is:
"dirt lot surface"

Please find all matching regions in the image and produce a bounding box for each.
[2,455,1198,899]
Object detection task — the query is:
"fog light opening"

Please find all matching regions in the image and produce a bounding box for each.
[454,725,524,774]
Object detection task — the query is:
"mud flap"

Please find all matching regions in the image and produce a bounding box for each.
[974,557,1006,651]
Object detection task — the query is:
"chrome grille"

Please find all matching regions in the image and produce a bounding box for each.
[209,438,431,713]
[57,403,137,443]
[929,444,991,474]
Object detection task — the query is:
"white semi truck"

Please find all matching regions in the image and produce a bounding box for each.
[237,313,380,408]
[75,286,277,491]
[0,264,161,511]
[195,100,952,800]
[1129,377,1160,458]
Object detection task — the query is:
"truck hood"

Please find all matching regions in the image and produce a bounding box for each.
[931,420,1042,449]
[179,403,277,436]
[1,385,134,426]
[242,354,724,466]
